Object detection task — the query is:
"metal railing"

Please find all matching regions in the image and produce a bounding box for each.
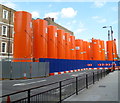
[1,69,111,103]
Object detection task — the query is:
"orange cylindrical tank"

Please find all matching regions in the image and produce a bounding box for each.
[70,35,76,60]
[65,33,70,59]
[86,42,91,60]
[100,40,105,60]
[113,39,117,61]
[91,38,101,60]
[57,29,65,59]
[32,19,48,62]
[75,39,84,60]
[90,42,93,60]
[63,33,66,59]
[106,40,113,60]
[13,11,33,62]
[83,41,88,60]
[47,25,57,59]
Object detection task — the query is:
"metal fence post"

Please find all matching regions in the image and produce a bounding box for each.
[104,69,105,77]
[86,74,88,89]
[97,71,99,81]
[76,77,78,95]
[59,81,62,103]
[93,72,94,84]
[101,70,102,79]
[28,89,30,103]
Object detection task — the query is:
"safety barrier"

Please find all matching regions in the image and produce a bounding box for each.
[1,69,111,102]
[40,58,119,75]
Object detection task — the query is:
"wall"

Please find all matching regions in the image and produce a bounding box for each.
[1,61,49,79]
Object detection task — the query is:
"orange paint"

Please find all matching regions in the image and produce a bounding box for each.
[106,40,113,60]
[57,29,65,59]
[86,42,91,60]
[75,39,84,60]
[70,36,76,60]
[65,33,70,59]
[107,40,117,61]
[100,40,105,60]
[113,39,117,61]
[83,41,88,60]
[90,42,93,60]
[13,11,33,62]
[91,38,101,60]
[47,25,57,59]
[32,19,48,62]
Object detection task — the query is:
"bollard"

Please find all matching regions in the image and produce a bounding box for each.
[7,96,11,103]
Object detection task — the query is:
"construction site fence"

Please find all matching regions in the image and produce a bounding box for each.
[40,58,120,73]
[0,61,49,79]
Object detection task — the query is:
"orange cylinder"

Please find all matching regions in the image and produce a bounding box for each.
[47,25,57,59]
[86,42,91,60]
[106,40,113,60]
[57,29,65,59]
[65,33,70,59]
[100,40,105,60]
[92,39,101,60]
[90,42,93,60]
[33,19,48,62]
[83,41,88,60]
[113,39,117,61]
[63,33,66,59]
[13,11,33,62]
[75,39,84,60]
[70,36,76,60]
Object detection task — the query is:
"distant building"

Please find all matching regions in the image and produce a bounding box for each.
[0,4,16,61]
[44,17,74,35]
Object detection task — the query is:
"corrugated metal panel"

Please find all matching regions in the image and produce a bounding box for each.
[0,62,2,79]
[1,62,49,79]
[12,62,23,79]
[2,61,11,78]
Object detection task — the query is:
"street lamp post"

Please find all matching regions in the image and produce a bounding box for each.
[102,26,115,71]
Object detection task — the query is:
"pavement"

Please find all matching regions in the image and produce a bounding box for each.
[64,70,119,102]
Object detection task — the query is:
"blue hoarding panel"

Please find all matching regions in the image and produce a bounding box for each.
[40,58,119,73]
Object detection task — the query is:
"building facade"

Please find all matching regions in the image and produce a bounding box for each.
[0,4,16,61]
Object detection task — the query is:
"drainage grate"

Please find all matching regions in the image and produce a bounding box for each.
[99,85,106,87]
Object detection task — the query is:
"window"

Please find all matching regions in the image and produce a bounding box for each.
[1,42,7,53]
[3,9,8,19]
[12,28,14,37]
[2,25,7,36]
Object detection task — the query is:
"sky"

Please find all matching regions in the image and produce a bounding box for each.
[0,1,119,54]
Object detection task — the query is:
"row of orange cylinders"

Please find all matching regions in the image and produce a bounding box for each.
[13,11,117,62]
